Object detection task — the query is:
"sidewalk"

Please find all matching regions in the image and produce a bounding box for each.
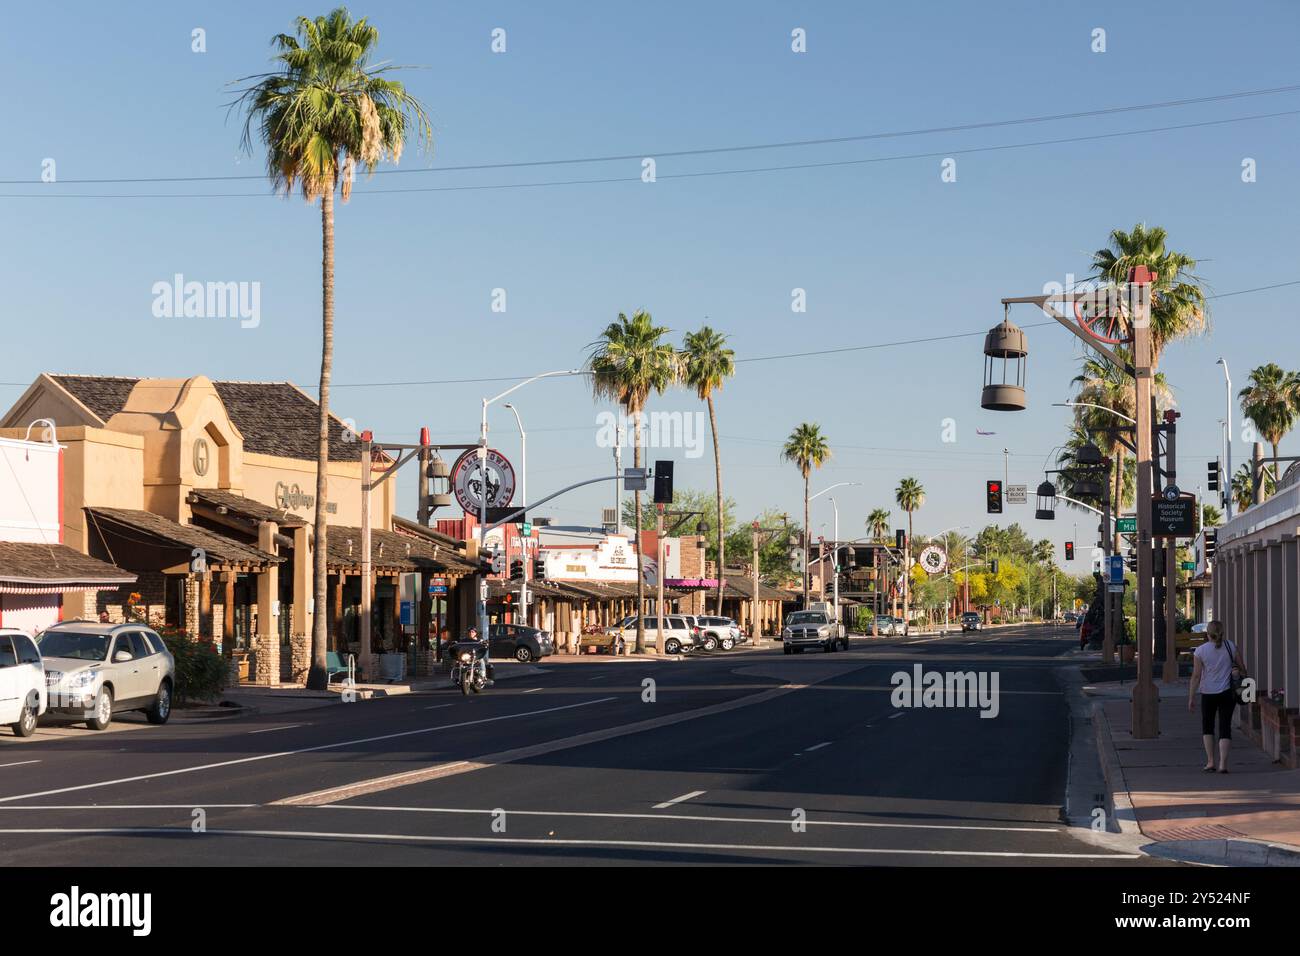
[1090,677,1300,865]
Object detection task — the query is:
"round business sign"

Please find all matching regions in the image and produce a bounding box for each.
[919,545,947,575]
[450,448,516,514]
[1163,485,1181,501]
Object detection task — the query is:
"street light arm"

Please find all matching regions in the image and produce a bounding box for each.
[1052,401,1137,425]
[1055,493,1109,522]
[809,481,861,502]
[485,369,583,410]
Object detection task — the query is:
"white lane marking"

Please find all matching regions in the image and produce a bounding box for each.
[0,827,1139,859]
[587,676,607,681]
[804,742,832,752]
[247,724,307,735]
[0,804,254,810]
[274,671,853,806]
[0,697,618,805]
[331,805,1059,833]
[652,790,706,810]
[521,688,544,694]
[0,761,41,769]
[424,704,455,711]
[888,713,904,719]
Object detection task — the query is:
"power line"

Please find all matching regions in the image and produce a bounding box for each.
[0,279,1292,392]
[4,82,1299,186]
[4,108,1298,200]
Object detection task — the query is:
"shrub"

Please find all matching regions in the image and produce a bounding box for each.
[157,627,227,704]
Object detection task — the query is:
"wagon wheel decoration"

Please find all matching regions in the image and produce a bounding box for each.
[1073,295,1133,346]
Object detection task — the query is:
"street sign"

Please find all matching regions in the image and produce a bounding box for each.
[1006,484,1027,505]
[1108,555,1125,584]
[1152,494,1197,537]
[1116,516,1137,534]
[521,521,533,537]
[1108,583,1126,593]
[1181,561,1196,571]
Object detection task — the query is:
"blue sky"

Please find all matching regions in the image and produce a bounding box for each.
[3,1,1298,565]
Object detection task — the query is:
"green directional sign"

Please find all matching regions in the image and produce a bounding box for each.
[1181,561,1196,571]
[522,522,533,537]
[1116,517,1137,534]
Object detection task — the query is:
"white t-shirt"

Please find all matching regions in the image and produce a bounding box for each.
[1195,639,1237,695]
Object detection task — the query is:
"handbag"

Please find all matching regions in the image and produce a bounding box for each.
[1226,640,1247,703]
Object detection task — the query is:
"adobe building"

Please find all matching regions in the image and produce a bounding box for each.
[1,373,477,684]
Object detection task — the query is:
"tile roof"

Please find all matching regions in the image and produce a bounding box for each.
[187,489,306,528]
[84,507,280,567]
[0,542,136,588]
[49,375,365,462]
[326,526,477,574]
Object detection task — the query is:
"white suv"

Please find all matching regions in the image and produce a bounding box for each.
[606,615,696,655]
[38,623,175,730]
[0,628,47,737]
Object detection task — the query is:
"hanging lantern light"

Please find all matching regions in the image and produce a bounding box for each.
[1073,442,1103,468]
[1035,481,1057,520]
[980,309,1028,411]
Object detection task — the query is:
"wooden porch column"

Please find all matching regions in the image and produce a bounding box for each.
[222,571,235,658]
[332,571,345,652]
[199,571,212,640]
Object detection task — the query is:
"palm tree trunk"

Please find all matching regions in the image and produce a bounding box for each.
[802,470,810,608]
[633,409,646,654]
[707,394,725,616]
[305,178,335,691]
[1274,441,1283,484]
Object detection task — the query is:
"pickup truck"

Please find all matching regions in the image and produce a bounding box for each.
[781,609,847,654]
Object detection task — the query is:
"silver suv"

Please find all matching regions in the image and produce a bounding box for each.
[37,623,176,730]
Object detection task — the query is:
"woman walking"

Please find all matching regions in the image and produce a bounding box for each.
[1188,620,1246,773]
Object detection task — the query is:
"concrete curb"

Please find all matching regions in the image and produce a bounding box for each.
[1143,838,1300,867]
[172,702,259,722]
[1091,700,1143,838]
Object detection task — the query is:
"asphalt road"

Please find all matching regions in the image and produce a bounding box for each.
[0,624,1173,866]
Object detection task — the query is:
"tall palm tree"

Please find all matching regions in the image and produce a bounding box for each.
[894,477,925,633]
[1238,363,1300,483]
[867,508,891,542]
[781,424,831,608]
[587,311,680,653]
[682,326,736,616]
[1201,503,1223,528]
[1089,223,1207,370]
[233,7,430,689]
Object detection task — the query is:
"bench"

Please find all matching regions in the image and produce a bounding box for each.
[326,651,353,683]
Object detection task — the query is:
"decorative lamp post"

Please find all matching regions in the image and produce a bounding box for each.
[980,311,1029,411]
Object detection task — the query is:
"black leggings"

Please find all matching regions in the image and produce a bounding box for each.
[1201,689,1235,739]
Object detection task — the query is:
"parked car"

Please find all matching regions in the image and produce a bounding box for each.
[874,615,897,636]
[0,628,47,737]
[487,623,554,663]
[782,610,847,654]
[37,622,175,730]
[605,615,696,654]
[693,615,744,651]
[961,612,982,633]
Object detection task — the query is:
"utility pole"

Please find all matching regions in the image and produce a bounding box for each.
[655,503,666,653]
[751,521,760,641]
[1218,359,1233,518]
[1131,267,1159,739]
[360,432,374,682]
[1163,411,1179,683]
[1102,485,1115,665]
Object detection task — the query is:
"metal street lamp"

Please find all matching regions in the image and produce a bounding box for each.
[501,403,529,624]
[980,311,1029,411]
[1035,480,1057,520]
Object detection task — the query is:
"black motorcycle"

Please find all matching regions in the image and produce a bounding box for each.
[448,640,493,695]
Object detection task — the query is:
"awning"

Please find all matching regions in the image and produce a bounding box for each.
[187,488,306,528]
[328,526,478,575]
[84,507,281,569]
[0,541,136,594]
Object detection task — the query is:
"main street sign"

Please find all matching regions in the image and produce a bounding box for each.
[1006,484,1027,505]
[1116,516,1137,534]
[1151,494,1197,537]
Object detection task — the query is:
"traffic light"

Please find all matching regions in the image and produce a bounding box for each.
[1204,529,1217,561]
[895,529,906,550]
[1064,541,1075,561]
[509,559,523,581]
[986,480,1003,514]
[533,558,545,579]
[1125,552,1137,571]
[990,558,1000,575]
[653,460,674,504]
[1207,459,1220,493]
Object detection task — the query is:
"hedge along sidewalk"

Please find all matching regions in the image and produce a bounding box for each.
[1090,678,1300,866]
